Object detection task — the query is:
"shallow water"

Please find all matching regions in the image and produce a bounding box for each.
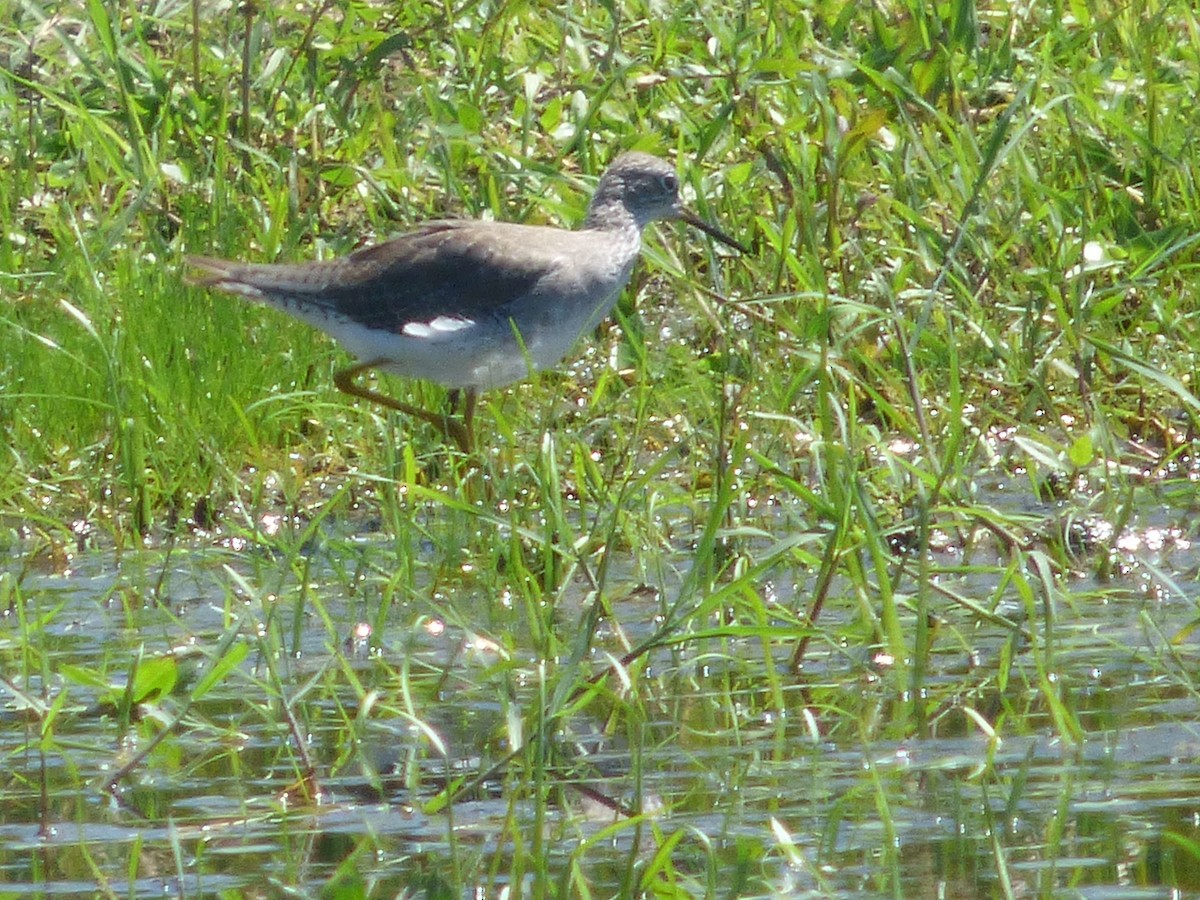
[3,478,1200,898]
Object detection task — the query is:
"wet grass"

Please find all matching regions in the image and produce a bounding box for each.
[3,0,1200,896]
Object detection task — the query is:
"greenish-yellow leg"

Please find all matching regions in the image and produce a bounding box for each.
[333,361,474,453]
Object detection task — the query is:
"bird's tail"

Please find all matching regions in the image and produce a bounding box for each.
[184,256,269,299]
[186,253,353,303]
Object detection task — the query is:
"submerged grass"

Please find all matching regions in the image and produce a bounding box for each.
[2,0,1200,896]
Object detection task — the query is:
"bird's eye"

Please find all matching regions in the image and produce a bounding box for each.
[662,173,679,193]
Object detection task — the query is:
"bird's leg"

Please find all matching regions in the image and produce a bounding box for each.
[333,361,473,453]
[444,388,479,452]
[446,388,479,455]
[463,389,478,436]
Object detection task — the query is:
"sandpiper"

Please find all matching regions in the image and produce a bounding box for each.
[187,152,746,451]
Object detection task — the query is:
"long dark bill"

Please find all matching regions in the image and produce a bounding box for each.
[679,209,750,254]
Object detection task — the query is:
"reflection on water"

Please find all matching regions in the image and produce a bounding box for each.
[2,481,1200,898]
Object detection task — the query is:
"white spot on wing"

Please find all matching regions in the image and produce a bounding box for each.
[402,315,475,338]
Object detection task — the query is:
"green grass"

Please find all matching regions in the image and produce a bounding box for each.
[2,0,1200,896]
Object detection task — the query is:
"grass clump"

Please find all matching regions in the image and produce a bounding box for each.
[2,0,1200,896]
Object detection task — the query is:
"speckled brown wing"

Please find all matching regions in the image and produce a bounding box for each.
[188,220,561,332]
